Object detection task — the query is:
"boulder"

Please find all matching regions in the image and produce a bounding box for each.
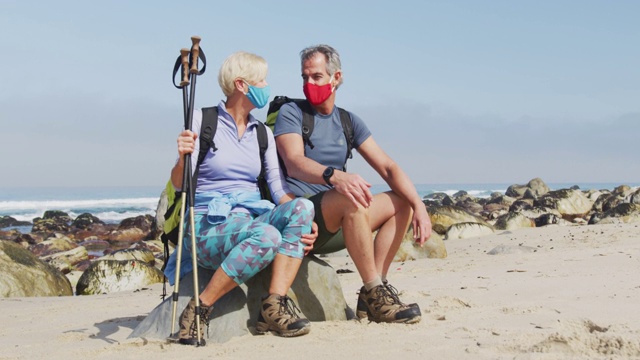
[395,230,447,260]
[509,199,533,212]
[534,189,593,219]
[486,195,517,206]
[31,218,70,233]
[71,213,105,230]
[43,210,73,223]
[100,248,156,266]
[481,203,510,220]
[0,229,21,242]
[109,215,157,243]
[76,259,165,295]
[505,178,550,199]
[494,212,535,230]
[526,178,550,197]
[109,227,147,243]
[429,205,490,235]
[535,213,561,227]
[41,246,89,274]
[445,222,494,240]
[0,216,31,228]
[594,203,640,225]
[154,187,169,237]
[455,198,484,217]
[628,188,640,205]
[28,236,77,257]
[0,240,73,297]
[129,255,350,344]
[505,184,528,198]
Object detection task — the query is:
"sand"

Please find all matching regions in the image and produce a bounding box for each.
[1,223,639,360]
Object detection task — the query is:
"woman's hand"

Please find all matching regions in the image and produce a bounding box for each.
[301,221,319,255]
[177,130,197,157]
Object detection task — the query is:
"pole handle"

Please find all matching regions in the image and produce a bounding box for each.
[190,36,201,74]
[180,49,190,87]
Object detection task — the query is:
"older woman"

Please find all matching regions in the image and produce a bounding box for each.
[164,51,316,345]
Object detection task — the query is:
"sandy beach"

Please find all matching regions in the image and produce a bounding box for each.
[2,222,639,360]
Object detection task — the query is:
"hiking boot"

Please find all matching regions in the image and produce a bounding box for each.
[356,281,420,319]
[256,294,311,337]
[178,297,214,346]
[357,284,421,324]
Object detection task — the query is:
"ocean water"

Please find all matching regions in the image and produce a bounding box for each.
[0,182,638,231]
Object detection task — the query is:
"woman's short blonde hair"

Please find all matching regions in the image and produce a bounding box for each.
[218,51,268,97]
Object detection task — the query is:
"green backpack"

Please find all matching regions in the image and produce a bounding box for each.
[160,106,269,252]
[266,96,355,171]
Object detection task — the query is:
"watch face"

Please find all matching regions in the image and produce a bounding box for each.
[323,167,334,184]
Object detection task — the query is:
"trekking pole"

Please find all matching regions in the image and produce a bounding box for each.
[185,35,205,346]
[169,47,191,339]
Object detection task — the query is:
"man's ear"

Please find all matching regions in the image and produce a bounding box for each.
[333,70,342,83]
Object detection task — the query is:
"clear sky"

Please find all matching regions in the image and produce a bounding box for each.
[1,0,638,188]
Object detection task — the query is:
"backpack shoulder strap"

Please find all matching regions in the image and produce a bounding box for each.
[337,107,354,170]
[295,100,316,150]
[194,106,219,184]
[255,121,270,200]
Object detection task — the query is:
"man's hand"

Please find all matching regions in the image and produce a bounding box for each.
[332,171,373,208]
[301,221,319,255]
[412,206,432,246]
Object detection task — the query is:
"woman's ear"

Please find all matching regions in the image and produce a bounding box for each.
[234,79,246,93]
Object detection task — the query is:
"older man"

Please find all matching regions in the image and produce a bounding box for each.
[274,44,432,324]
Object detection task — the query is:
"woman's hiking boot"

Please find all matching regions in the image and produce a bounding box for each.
[357,284,421,324]
[256,294,311,337]
[178,297,214,346]
[356,281,420,319]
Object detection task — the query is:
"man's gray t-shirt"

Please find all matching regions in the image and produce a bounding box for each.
[273,102,372,197]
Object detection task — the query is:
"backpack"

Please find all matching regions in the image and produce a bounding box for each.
[160,106,269,256]
[266,96,355,171]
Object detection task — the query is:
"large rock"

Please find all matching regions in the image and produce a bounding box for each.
[41,246,89,274]
[129,255,350,344]
[395,230,447,260]
[445,222,494,240]
[109,215,157,243]
[0,216,31,228]
[31,210,73,233]
[594,203,640,224]
[429,205,490,235]
[505,178,550,198]
[28,235,77,257]
[154,188,169,237]
[534,189,593,219]
[494,212,535,230]
[0,240,73,297]
[100,248,156,265]
[527,178,550,197]
[76,259,165,295]
[71,213,105,230]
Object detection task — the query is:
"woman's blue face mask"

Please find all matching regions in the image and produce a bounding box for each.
[244,81,270,109]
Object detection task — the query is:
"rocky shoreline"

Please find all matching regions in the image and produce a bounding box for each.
[1,177,639,298]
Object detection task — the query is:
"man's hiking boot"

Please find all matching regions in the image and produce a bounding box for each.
[356,281,420,319]
[357,284,421,324]
[178,297,214,346]
[256,294,310,337]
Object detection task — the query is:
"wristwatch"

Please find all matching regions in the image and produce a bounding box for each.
[322,167,335,186]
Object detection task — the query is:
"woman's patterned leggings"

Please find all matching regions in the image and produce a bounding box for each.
[183,198,314,285]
